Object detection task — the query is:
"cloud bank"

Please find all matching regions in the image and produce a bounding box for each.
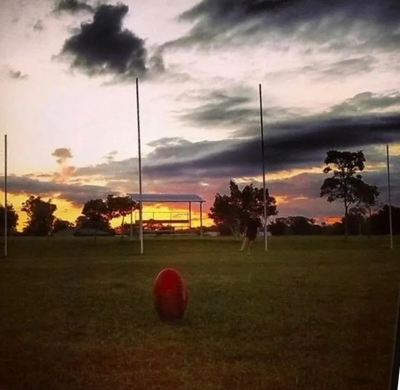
[166,0,400,53]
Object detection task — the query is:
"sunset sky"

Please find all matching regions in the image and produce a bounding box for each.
[1,0,400,231]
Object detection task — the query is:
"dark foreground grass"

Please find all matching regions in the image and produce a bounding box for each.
[1,236,400,390]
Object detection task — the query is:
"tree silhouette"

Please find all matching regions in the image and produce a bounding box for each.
[106,194,136,240]
[21,196,57,236]
[0,203,19,234]
[77,198,111,236]
[320,150,367,238]
[208,180,277,237]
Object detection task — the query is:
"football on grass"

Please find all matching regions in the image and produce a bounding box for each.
[153,268,189,321]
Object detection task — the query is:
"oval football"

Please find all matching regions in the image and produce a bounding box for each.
[153,268,189,321]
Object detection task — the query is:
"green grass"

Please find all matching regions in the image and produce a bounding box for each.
[1,236,400,390]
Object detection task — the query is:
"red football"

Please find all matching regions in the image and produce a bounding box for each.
[152,268,189,321]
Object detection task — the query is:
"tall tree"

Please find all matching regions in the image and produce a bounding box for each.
[106,194,136,239]
[0,204,19,234]
[78,198,111,235]
[21,196,57,236]
[320,150,367,238]
[208,180,277,237]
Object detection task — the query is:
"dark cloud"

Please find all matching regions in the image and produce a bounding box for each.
[141,111,400,185]
[59,4,150,79]
[3,174,118,208]
[181,89,400,137]
[329,91,400,116]
[321,57,377,78]
[180,92,254,129]
[178,88,305,132]
[53,0,95,14]
[165,0,400,52]
[73,157,138,179]
[8,69,28,80]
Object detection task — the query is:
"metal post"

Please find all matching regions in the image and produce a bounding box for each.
[259,84,268,252]
[136,78,143,254]
[389,281,400,390]
[130,201,133,241]
[189,202,192,229]
[387,144,393,250]
[200,202,203,238]
[4,134,7,258]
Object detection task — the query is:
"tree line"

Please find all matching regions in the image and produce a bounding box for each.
[0,149,398,237]
[208,150,398,237]
[0,195,137,237]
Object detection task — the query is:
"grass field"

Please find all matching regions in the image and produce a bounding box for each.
[1,236,400,390]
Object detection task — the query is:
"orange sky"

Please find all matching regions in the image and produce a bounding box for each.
[324,216,342,224]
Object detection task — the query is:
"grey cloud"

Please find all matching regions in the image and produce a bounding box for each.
[178,89,400,137]
[177,89,305,131]
[322,57,377,77]
[73,157,138,179]
[165,0,400,53]
[329,91,400,116]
